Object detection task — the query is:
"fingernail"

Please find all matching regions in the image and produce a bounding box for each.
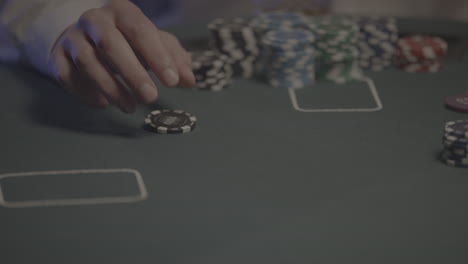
[184,66,196,88]
[162,68,179,87]
[121,98,136,113]
[141,83,158,103]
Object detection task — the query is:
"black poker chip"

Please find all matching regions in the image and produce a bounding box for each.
[191,50,233,91]
[145,110,197,134]
[445,120,468,139]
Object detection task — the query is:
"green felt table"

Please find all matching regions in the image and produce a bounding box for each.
[1,18,468,263]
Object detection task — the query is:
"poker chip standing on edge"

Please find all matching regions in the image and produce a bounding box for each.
[445,93,468,113]
[145,110,197,134]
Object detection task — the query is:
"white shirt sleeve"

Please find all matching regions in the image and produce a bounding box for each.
[0,0,108,76]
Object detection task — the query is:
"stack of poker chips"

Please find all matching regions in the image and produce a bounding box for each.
[249,12,310,75]
[208,18,258,78]
[441,120,468,168]
[249,12,309,38]
[252,0,331,16]
[258,29,316,89]
[355,16,399,71]
[396,35,448,73]
[191,51,233,92]
[308,17,363,84]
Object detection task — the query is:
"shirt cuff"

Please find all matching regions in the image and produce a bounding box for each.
[24,0,108,77]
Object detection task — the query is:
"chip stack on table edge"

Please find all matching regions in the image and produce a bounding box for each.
[442,120,468,168]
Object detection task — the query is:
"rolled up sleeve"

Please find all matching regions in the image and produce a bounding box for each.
[0,0,108,76]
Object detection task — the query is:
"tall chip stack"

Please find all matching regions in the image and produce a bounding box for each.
[308,17,363,84]
[355,16,399,72]
[249,12,309,40]
[249,12,312,76]
[252,0,331,16]
[396,35,448,73]
[208,18,259,78]
[259,29,316,88]
[441,120,468,168]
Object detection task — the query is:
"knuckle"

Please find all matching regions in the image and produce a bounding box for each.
[74,47,95,68]
[95,30,116,50]
[154,57,174,71]
[164,32,178,42]
[131,4,145,16]
[170,35,181,46]
[125,18,151,40]
[79,8,101,24]
[161,31,179,46]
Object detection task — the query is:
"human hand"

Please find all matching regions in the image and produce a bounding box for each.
[50,0,195,113]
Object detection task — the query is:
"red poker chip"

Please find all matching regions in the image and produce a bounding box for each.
[397,35,448,61]
[396,60,441,73]
[445,93,468,113]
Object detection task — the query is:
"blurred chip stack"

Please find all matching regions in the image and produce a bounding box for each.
[308,17,363,84]
[259,29,316,88]
[208,18,259,78]
[191,51,233,91]
[396,35,448,73]
[355,16,399,71]
[441,120,468,168]
[249,12,309,39]
[252,0,331,16]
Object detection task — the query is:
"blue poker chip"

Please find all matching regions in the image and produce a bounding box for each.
[443,140,468,151]
[445,120,468,139]
[441,150,468,168]
[355,16,398,72]
[250,12,309,32]
[255,21,317,89]
[445,148,468,159]
[444,133,468,144]
[262,29,316,49]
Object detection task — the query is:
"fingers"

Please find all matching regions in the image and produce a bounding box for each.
[111,2,181,87]
[62,29,136,113]
[78,8,159,104]
[49,0,195,113]
[160,31,195,88]
[52,47,110,108]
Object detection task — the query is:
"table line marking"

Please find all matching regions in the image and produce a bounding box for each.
[0,168,148,208]
[288,77,383,113]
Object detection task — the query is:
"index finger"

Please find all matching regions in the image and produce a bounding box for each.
[113,3,180,87]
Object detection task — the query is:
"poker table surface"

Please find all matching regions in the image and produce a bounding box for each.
[1,18,468,263]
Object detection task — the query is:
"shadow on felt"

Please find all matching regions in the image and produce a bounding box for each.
[8,64,170,138]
